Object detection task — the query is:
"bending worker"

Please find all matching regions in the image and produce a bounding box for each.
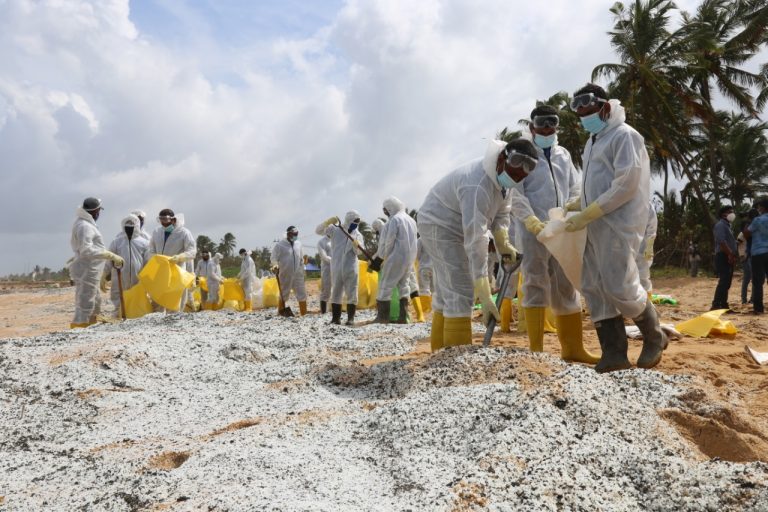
[271,226,308,316]
[317,226,334,314]
[509,104,599,364]
[70,197,124,328]
[417,138,535,351]
[370,197,418,324]
[316,212,364,325]
[149,208,196,311]
[103,214,149,316]
[566,83,667,372]
[238,248,257,311]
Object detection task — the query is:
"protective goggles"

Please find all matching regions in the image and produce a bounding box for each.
[157,215,175,223]
[505,149,538,174]
[570,93,607,110]
[532,114,559,129]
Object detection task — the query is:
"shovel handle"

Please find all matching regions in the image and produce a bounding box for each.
[116,267,127,320]
[334,222,374,262]
[483,254,523,347]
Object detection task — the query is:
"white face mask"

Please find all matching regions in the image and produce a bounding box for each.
[726,213,736,223]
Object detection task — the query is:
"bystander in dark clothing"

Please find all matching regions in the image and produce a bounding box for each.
[711,206,738,310]
[748,200,768,314]
[687,242,701,277]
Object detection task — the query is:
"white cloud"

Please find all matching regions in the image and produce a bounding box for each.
[0,0,747,274]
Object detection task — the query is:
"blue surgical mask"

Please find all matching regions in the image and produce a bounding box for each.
[348,223,359,232]
[497,171,516,190]
[534,133,556,149]
[164,224,175,233]
[580,112,608,134]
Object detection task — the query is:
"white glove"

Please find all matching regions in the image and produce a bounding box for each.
[103,251,124,267]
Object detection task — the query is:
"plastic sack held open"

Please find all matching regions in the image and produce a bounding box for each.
[138,255,195,311]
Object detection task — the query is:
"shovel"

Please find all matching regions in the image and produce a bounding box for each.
[275,267,294,317]
[115,264,127,321]
[334,222,375,262]
[483,254,523,347]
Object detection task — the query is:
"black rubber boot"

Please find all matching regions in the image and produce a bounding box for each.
[320,301,327,314]
[346,304,357,326]
[373,300,391,324]
[633,300,668,369]
[330,303,342,325]
[594,316,631,373]
[396,297,409,324]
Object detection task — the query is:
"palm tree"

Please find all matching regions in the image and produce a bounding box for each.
[720,112,768,207]
[217,233,237,257]
[195,235,216,255]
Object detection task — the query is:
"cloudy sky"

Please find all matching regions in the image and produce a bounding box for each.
[0,0,730,274]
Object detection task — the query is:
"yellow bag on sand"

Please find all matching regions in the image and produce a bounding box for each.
[138,255,195,311]
[199,276,208,292]
[222,299,243,311]
[222,278,245,303]
[357,260,379,309]
[516,272,557,333]
[122,283,153,319]
[262,278,279,308]
[676,309,738,338]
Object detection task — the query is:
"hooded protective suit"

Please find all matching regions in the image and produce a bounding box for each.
[376,197,418,300]
[417,140,512,317]
[416,237,433,296]
[509,136,582,315]
[579,99,651,321]
[271,238,307,302]
[130,209,151,242]
[638,201,658,293]
[317,226,334,302]
[105,214,150,311]
[70,207,111,324]
[316,210,363,305]
[205,254,224,304]
[238,251,257,297]
[149,214,196,310]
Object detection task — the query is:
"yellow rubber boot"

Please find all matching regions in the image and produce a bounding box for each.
[524,307,545,352]
[431,311,445,352]
[444,316,472,347]
[243,300,252,312]
[420,295,432,314]
[70,322,90,329]
[500,297,513,333]
[299,301,307,316]
[556,312,600,364]
[411,298,425,322]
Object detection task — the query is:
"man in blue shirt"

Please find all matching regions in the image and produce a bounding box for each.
[711,205,738,310]
[748,198,768,314]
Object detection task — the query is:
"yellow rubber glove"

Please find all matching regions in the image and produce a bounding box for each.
[524,215,546,236]
[492,229,517,258]
[644,236,655,261]
[474,277,500,326]
[103,251,124,267]
[565,198,582,212]
[323,216,341,227]
[565,202,604,232]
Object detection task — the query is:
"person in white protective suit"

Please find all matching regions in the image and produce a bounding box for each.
[416,235,434,314]
[271,226,308,316]
[102,214,150,316]
[368,197,419,324]
[508,104,599,364]
[69,198,125,328]
[317,225,334,314]
[638,201,658,297]
[207,253,224,309]
[149,208,196,312]
[316,211,364,325]
[130,209,151,242]
[417,139,534,351]
[238,248,257,311]
[195,249,213,308]
[565,83,667,372]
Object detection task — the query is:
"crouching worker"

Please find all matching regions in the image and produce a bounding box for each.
[417,138,534,351]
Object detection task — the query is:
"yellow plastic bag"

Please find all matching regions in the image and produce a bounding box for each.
[222,278,245,303]
[516,272,557,333]
[138,255,195,311]
[675,309,738,338]
[199,276,208,292]
[262,277,279,308]
[122,283,153,319]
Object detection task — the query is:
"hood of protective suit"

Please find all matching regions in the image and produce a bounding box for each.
[324,225,335,238]
[213,253,223,262]
[605,99,626,131]
[121,214,140,240]
[75,207,97,224]
[173,213,186,229]
[372,218,386,233]
[383,196,405,216]
[344,210,361,226]
[482,139,506,189]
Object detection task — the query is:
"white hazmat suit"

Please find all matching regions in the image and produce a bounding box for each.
[105,214,150,312]
[238,251,257,300]
[316,211,363,305]
[70,207,110,325]
[638,202,658,293]
[416,238,433,296]
[318,227,334,303]
[271,239,307,302]
[149,216,196,311]
[376,197,418,301]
